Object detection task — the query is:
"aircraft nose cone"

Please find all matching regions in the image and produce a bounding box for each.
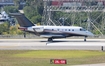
[89,32,94,36]
[90,33,94,36]
[86,31,94,36]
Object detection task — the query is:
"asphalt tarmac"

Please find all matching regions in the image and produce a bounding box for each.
[0,39,105,50]
[0,39,105,66]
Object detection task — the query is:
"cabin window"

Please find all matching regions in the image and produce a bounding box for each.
[72,29,74,31]
[57,29,59,31]
[69,29,70,31]
[80,28,82,31]
[65,29,67,31]
[52,29,54,31]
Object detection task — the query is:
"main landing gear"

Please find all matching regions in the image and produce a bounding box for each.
[84,36,87,41]
[46,38,53,45]
[48,38,53,42]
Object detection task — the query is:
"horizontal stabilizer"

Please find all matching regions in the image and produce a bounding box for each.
[9,13,35,27]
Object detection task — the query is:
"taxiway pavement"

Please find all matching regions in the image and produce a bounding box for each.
[0,39,105,50]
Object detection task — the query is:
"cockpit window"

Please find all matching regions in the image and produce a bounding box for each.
[80,28,86,31]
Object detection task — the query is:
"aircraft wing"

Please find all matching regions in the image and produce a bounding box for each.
[40,35,66,38]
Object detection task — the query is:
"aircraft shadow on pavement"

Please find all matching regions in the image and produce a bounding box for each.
[40,40,104,43]
[0,40,104,43]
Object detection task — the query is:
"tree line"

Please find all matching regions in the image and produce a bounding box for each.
[0,0,105,35]
[0,0,43,35]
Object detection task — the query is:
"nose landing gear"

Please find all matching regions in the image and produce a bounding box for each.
[84,36,87,41]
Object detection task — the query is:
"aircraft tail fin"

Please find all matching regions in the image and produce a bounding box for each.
[9,13,35,27]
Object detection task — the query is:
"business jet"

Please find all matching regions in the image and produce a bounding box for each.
[10,13,94,42]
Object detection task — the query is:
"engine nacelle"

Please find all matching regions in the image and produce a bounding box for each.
[33,27,44,32]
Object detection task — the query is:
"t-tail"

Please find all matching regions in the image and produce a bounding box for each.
[9,13,35,27]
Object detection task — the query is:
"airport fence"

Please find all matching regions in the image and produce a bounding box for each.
[0,35,105,39]
[0,35,41,39]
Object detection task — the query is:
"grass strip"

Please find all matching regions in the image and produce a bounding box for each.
[0,50,105,66]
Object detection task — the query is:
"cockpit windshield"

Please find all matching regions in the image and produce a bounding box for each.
[80,28,86,31]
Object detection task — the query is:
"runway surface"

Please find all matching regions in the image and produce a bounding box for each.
[0,39,105,50]
[72,63,105,66]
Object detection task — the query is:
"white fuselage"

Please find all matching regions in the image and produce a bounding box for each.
[22,26,94,38]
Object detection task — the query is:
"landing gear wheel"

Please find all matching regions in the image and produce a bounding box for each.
[84,36,87,41]
[84,39,86,41]
[48,38,53,42]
